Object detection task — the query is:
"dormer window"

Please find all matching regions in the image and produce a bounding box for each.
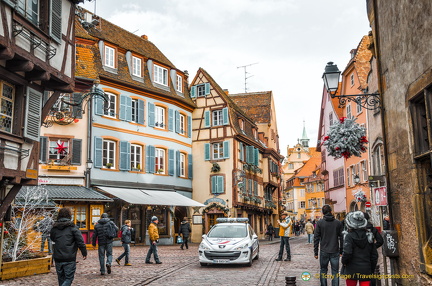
[176,75,183,92]
[104,46,115,68]
[154,65,168,86]
[132,56,142,77]
[239,119,244,130]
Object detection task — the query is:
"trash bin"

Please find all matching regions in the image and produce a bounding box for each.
[274,228,280,238]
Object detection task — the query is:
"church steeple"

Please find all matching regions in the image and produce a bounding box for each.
[300,120,309,147]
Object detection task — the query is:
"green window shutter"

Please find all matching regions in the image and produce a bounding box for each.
[223,141,230,159]
[176,150,181,177]
[72,93,83,119]
[205,83,210,95]
[168,149,175,176]
[148,102,155,127]
[190,85,196,98]
[174,110,179,133]
[119,141,130,171]
[188,154,193,179]
[39,136,48,163]
[254,148,259,166]
[187,115,192,138]
[94,137,103,168]
[246,146,254,164]
[239,143,244,161]
[138,99,145,125]
[248,179,252,195]
[169,109,174,132]
[71,139,82,165]
[50,0,62,43]
[204,110,210,127]
[24,88,42,141]
[126,97,132,122]
[119,95,127,121]
[222,107,229,125]
[217,176,224,193]
[204,143,210,161]
[254,181,258,196]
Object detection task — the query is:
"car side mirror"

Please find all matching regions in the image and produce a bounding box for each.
[252,235,258,240]
[202,234,207,239]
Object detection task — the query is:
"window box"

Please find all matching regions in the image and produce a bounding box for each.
[41,165,77,171]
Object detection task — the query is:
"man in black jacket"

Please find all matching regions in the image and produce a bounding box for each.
[50,208,87,286]
[92,213,118,275]
[179,217,191,250]
[314,205,343,286]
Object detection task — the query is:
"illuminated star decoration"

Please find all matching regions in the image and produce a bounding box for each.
[55,140,67,154]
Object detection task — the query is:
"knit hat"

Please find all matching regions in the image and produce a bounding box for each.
[101,213,108,218]
[345,211,367,229]
[151,216,158,222]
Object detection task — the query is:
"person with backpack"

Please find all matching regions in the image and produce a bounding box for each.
[179,217,191,250]
[92,213,118,275]
[36,213,54,253]
[115,219,133,266]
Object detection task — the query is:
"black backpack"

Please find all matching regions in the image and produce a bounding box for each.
[106,222,117,239]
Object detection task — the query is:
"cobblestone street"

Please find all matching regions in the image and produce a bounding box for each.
[1,235,328,286]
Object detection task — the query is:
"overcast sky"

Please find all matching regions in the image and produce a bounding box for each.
[79,0,370,156]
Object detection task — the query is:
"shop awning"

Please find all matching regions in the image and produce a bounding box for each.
[97,187,205,207]
[20,186,113,202]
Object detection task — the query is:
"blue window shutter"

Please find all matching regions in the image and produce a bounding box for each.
[168,149,174,176]
[246,146,254,164]
[146,145,155,173]
[204,143,210,161]
[188,115,192,138]
[204,110,210,127]
[188,154,193,179]
[217,176,224,193]
[71,139,82,165]
[223,141,230,159]
[205,83,210,95]
[119,141,130,171]
[239,143,244,161]
[211,176,217,194]
[72,93,83,119]
[138,99,145,125]
[190,85,196,98]
[174,110,179,133]
[254,181,258,196]
[176,150,181,177]
[222,107,229,125]
[50,0,62,43]
[39,136,47,163]
[146,145,150,173]
[168,109,174,132]
[119,95,127,121]
[126,97,132,122]
[94,137,103,168]
[95,96,103,115]
[148,102,155,127]
[254,148,259,166]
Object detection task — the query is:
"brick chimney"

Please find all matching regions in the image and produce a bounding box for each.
[141,35,148,40]
[223,89,229,95]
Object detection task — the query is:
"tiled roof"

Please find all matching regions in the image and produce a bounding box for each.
[295,156,321,177]
[74,9,195,108]
[20,186,113,202]
[228,91,272,124]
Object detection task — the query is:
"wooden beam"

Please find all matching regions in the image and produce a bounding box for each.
[0,185,21,221]
[26,70,50,81]
[43,81,73,93]
[0,47,14,60]
[6,59,34,72]
[41,90,61,122]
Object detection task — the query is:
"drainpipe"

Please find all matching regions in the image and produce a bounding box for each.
[86,89,93,188]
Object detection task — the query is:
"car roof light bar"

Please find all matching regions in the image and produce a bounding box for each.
[216,218,249,223]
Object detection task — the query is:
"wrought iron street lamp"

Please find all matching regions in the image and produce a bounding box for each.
[322,62,381,110]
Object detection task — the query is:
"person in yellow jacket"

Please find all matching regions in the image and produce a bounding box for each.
[145,216,162,264]
[275,211,293,261]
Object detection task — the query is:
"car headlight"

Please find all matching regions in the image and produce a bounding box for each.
[234,244,249,250]
[199,242,211,250]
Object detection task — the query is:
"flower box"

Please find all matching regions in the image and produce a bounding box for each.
[0,256,52,280]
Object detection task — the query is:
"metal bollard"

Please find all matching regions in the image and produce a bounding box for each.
[285,276,296,286]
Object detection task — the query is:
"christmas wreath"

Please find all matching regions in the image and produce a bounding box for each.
[202,203,229,214]
[354,190,367,202]
[322,117,368,159]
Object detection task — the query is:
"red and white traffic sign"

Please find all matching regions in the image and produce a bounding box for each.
[365,201,371,208]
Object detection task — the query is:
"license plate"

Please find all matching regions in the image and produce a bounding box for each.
[213,259,230,263]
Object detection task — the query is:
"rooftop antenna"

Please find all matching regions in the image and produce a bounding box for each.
[237,62,258,93]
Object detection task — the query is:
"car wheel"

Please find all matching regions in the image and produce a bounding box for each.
[254,248,259,260]
[246,253,253,267]
[200,262,207,267]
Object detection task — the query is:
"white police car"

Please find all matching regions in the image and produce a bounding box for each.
[198,218,259,267]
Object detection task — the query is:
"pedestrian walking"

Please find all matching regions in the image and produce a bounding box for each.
[179,217,191,250]
[383,216,390,230]
[265,223,275,241]
[363,212,383,286]
[342,211,378,286]
[275,211,292,262]
[92,213,118,275]
[36,213,54,254]
[50,208,87,286]
[146,216,162,264]
[305,219,315,244]
[314,204,343,286]
[115,219,133,266]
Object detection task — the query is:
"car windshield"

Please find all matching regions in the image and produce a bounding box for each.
[207,224,248,238]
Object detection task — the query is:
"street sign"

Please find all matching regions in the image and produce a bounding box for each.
[373,187,388,206]
[365,201,371,208]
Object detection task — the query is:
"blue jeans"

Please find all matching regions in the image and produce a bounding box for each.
[41,234,52,253]
[308,234,314,243]
[117,243,130,264]
[146,242,160,263]
[98,243,113,273]
[55,261,76,286]
[319,251,340,286]
[278,236,291,259]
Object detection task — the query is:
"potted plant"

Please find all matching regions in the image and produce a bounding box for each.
[211,163,221,173]
[105,163,112,169]
[157,168,164,174]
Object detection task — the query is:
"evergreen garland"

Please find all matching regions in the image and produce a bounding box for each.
[323,117,368,159]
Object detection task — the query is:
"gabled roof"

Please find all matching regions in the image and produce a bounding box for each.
[295,156,321,178]
[228,91,272,124]
[75,8,194,108]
